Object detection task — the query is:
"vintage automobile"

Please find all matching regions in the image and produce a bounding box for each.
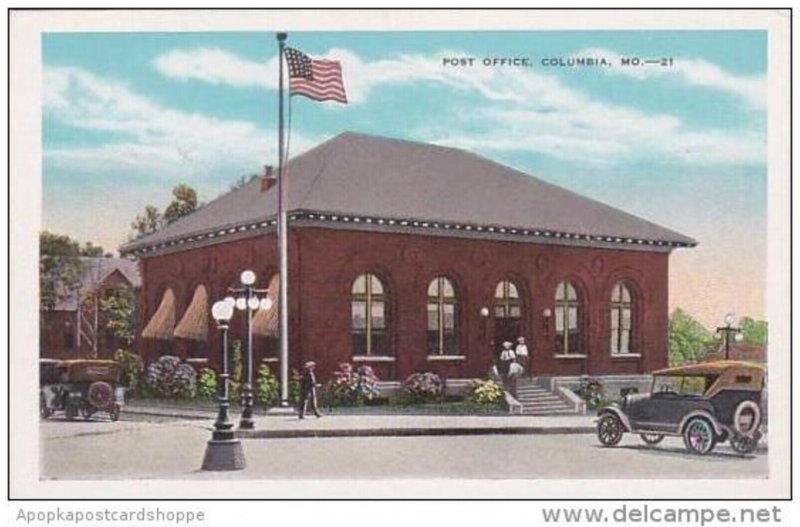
[596,361,765,455]
[39,359,123,421]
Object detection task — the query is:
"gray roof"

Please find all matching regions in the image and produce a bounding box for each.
[53,258,141,311]
[121,132,695,255]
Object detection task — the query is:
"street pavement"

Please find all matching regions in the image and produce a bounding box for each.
[40,416,768,481]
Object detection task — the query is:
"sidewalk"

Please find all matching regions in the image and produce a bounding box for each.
[123,403,596,438]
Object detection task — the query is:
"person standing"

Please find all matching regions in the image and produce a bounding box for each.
[515,336,530,376]
[299,361,322,419]
[498,341,516,381]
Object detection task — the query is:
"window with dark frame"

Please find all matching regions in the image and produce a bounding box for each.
[351,273,389,356]
[494,280,522,319]
[610,282,634,355]
[554,281,582,355]
[427,276,458,356]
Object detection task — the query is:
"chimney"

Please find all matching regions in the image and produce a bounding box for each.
[260,165,276,192]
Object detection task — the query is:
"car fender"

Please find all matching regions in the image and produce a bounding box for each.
[597,406,632,432]
[679,410,723,436]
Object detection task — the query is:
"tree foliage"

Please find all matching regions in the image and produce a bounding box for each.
[39,231,105,310]
[739,317,768,345]
[668,308,715,365]
[131,184,200,238]
[99,286,137,348]
[163,184,198,224]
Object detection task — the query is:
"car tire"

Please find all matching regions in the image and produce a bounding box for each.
[683,417,716,455]
[640,433,665,445]
[729,433,759,455]
[597,413,624,447]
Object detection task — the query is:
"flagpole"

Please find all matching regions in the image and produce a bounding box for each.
[276,32,290,407]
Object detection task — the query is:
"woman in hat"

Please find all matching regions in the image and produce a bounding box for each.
[299,361,322,419]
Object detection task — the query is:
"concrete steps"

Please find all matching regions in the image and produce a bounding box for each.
[513,378,578,416]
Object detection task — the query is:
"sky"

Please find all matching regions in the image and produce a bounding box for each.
[41,30,767,329]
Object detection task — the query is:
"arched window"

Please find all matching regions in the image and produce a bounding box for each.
[610,282,634,355]
[554,281,583,355]
[351,273,389,356]
[494,280,523,345]
[427,277,458,356]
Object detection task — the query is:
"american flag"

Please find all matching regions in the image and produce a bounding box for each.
[285,47,347,104]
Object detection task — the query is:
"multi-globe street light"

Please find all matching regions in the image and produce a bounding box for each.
[226,270,272,430]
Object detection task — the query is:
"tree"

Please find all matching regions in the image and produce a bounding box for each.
[131,205,162,237]
[163,184,198,224]
[739,317,768,345]
[39,232,105,310]
[668,308,715,365]
[100,286,137,349]
[130,184,199,238]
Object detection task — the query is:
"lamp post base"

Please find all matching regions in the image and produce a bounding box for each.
[201,438,246,471]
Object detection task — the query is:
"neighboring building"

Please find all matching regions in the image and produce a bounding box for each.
[121,132,696,381]
[39,258,141,359]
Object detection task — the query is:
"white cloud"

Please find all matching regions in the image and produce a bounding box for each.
[44,66,318,180]
[150,46,764,167]
[576,47,766,108]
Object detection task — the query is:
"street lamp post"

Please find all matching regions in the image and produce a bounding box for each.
[201,300,245,471]
[228,269,271,430]
[716,312,743,360]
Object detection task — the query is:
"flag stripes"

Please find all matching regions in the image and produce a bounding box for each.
[285,48,347,104]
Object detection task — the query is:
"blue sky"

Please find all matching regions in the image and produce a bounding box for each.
[42,30,766,327]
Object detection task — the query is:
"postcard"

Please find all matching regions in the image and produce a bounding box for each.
[8,8,791,502]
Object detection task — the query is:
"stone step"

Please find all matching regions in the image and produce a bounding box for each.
[517,399,565,406]
[521,401,571,410]
[522,408,578,416]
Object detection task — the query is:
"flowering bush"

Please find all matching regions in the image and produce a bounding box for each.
[573,376,606,410]
[146,355,197,399]
[196,367,217,400]
[466,379,504,405]
[402,372,444,402]
[324,363,381,406]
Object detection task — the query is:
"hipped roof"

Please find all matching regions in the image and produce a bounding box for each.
[121,132,696,255]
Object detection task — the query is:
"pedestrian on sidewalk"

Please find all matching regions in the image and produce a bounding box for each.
[299,361,322,419]
[515,336,530,376]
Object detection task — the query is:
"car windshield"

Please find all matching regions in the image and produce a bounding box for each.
[653,375,718,397]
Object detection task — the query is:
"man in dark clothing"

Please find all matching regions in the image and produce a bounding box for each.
[299,361,322,419]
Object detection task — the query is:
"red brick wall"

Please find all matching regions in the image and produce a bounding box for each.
[138,227,670,381]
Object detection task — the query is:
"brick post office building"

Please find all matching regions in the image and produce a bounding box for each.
[121,132,695,382]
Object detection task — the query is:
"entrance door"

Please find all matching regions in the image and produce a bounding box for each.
[493,280,524,349]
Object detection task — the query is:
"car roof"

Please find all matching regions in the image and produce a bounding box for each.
[652,360,765,377]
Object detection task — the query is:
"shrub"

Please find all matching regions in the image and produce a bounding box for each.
[255,363,280,408]
[573,376,606,410]
[112,349,145,397]
[196,367,217,400]
[323,363,380,406]
[402,372,444,403]
[228,341,243,404]
[466,379,504,405]
[145,355,197,399]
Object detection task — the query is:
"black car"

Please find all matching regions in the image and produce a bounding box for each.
[596,360,765,455]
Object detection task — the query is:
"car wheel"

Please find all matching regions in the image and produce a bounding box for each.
[640,433,665,445]
[597,413,624,447]
[729,434,759,455]
[683,418,716,455]
[733,400,761,436]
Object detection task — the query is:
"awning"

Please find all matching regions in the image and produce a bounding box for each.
[174,285,209,342]
[141,288,176,340]
[252,275,279,337]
